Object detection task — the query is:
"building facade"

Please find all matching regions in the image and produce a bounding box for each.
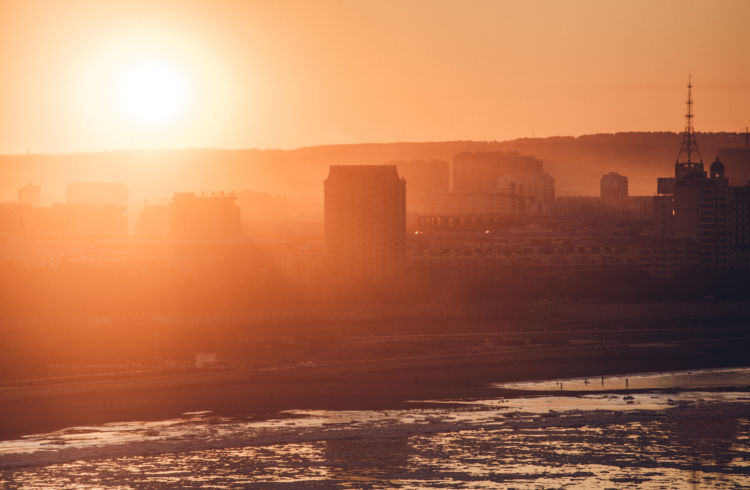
[600,172,628,206]
[653,80,749,271]
[497,171,555,212]
[324,165,406,281]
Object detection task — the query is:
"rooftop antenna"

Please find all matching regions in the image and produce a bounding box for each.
[676,74,703,166]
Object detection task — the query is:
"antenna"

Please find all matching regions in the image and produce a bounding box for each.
[676,75,703,166]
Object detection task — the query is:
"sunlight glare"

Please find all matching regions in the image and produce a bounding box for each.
[117,61,189,126]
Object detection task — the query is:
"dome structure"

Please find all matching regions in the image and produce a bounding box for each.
[710,158,725,180]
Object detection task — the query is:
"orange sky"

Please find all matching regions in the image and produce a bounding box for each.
[0,0,748,153]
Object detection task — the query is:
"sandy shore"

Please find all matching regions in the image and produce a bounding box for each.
[0,340,748,441]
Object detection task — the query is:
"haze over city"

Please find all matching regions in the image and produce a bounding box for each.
[1,1,749,488]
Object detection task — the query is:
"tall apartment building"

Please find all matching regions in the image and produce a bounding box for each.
[653,79,749,270]
[600,172,628,206]
[324,165,406,280]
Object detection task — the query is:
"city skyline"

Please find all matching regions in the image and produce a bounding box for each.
[1,3,750,487]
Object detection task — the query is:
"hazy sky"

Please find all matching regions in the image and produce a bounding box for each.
[1,0,748,153]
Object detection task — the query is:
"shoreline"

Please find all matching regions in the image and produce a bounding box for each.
[1,340,748,442]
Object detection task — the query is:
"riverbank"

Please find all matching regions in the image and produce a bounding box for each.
[1,337,748,441]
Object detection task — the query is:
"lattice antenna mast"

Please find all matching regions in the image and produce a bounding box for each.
[676,75,703,165]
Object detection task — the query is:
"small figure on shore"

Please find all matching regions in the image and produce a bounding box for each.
[601,376,604,386]
[625,378,629,388]
[584,379,589,385]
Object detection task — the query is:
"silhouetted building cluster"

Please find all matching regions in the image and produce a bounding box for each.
[136,192,243,241]
[650,80,750,273]
[0,183,128,239]
[408,152,657,279]
[407,82,749,280]
[35,203,128,237]
[449,151,555,214]
[409,223,697,279]
[654,156,749,270]
[426,192,528,217]
[324,165,406,281]
[169,192,241,241]
[552,195,653,220]
[2,81,747,300]
[418,152,555,221]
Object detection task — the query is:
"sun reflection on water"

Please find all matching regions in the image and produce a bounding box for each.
[0,367,748,488]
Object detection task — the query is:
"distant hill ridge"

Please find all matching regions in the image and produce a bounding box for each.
[1,132,747,203]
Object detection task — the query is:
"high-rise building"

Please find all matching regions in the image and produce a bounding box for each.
[600,172,628,206]
[324,165,406,280]
[670,161,731,268]
[653,78,749,270]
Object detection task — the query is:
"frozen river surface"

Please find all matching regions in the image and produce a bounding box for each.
[1,367,749,488]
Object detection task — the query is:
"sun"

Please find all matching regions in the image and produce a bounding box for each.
[117,61,189,126]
